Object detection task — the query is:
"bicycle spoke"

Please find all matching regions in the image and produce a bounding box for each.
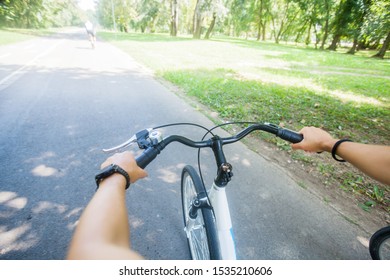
[191,227,208,259]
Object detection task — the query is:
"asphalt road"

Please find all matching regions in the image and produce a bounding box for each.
[0,29,371,260]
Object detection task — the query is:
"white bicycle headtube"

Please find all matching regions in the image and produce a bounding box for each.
[208,183,237,259]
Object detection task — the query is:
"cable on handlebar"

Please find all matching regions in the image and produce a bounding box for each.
[197,121,260,190]
[148,122,217,188]
[135,121,300,189]
[153,122,215,137]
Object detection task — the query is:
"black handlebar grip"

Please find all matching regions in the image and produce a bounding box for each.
[277,128,303,144]
[135,147,160,169]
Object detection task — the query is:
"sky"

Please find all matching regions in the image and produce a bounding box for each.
[77,0,97,11]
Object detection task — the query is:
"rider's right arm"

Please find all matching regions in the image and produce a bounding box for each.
[292,126,390,186]
[334,141,390,185]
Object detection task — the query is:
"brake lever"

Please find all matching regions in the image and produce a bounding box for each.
[102,128,153,153]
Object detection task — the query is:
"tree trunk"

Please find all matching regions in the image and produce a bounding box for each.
[295,19,309,43]
[193,0,202,39]
[305,21,312,45]
[271,15,280,43]
[328,0,355,51]
[193,16,202,39]
[347,37,358,54]
[170,0,178,36]
[314,23,320,49]
[320,0,330,49]
[275,19,285,44]
[328,33,341,51]
[205,12,216,39]
[256,0,265,41]
[320,18,329,49]
[256,23,262,41]
[373,31,390,59]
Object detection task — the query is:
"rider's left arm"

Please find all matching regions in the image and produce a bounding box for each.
[67,152,147,259]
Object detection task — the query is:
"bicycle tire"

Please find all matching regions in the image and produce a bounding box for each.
[181,165,221,260]
[369,226,390,260]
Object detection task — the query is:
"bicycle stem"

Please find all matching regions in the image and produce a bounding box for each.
[210,136,234,187]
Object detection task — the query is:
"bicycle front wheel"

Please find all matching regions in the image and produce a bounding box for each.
[181,165,221,260]
[369,226,390,260]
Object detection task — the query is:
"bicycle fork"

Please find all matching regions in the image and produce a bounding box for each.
[185,183,236,260]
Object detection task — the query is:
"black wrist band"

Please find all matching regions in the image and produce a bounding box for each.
[111,165,131,189]
[331,139,352,162]
[95,164,131,190]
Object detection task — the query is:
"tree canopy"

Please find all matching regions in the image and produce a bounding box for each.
[0,0,83,28]
[97,0,389,57]
[0,0,389,57]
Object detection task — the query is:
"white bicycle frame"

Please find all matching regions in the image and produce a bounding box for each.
[207,182,237,259]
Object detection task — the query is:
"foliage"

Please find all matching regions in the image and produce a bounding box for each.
[0,0,83,28]
[94,0,389,56]
[1,0,389,56]
[360,0,390,48]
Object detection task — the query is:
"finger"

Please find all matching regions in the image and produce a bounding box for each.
[291,142,303,150]
[130,169,148,183]
[139,170,148,179]
[100,158,112,169]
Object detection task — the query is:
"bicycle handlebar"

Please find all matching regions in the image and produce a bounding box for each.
[103,122,303,169]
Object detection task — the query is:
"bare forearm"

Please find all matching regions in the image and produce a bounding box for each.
[67,175,133,259]
[67,152,147,259]
[334,142,390,186]
[292,127,390,186]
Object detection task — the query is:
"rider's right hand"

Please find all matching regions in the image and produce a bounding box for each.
[291,127,337,153]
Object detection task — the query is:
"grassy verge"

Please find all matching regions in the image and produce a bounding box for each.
[99,31,390,214]
[0,28,55,45]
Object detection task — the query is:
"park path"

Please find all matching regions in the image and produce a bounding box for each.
[0,28,372,259]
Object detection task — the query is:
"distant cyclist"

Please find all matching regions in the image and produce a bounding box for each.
[84,20,96,48]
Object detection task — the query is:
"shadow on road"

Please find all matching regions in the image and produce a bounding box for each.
[0,62,192,260]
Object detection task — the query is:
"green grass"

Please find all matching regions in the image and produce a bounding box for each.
[162,68,388,144]
[99,31,389,143]
[0,28,55,45]
[99,31,390,213]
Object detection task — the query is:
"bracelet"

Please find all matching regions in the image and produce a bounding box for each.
[95,164,131,190]
[331,139,352,162]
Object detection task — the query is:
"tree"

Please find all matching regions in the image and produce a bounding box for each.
[203,0,228,39]
[90,0,387,58]
[374,31,390,58]
[0,0,82,28]
[192,0,203,38]
[191,0,220,39]
[361,0,390,58]
[170,0,178,36]
[327,0,357,51]
[346,0,371,54]
[204,11,216,39]
[269,0,300,43]
[256,0,270,41]
[229,0,254,37]
[319,0,334,49]
[0,0,44,28]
